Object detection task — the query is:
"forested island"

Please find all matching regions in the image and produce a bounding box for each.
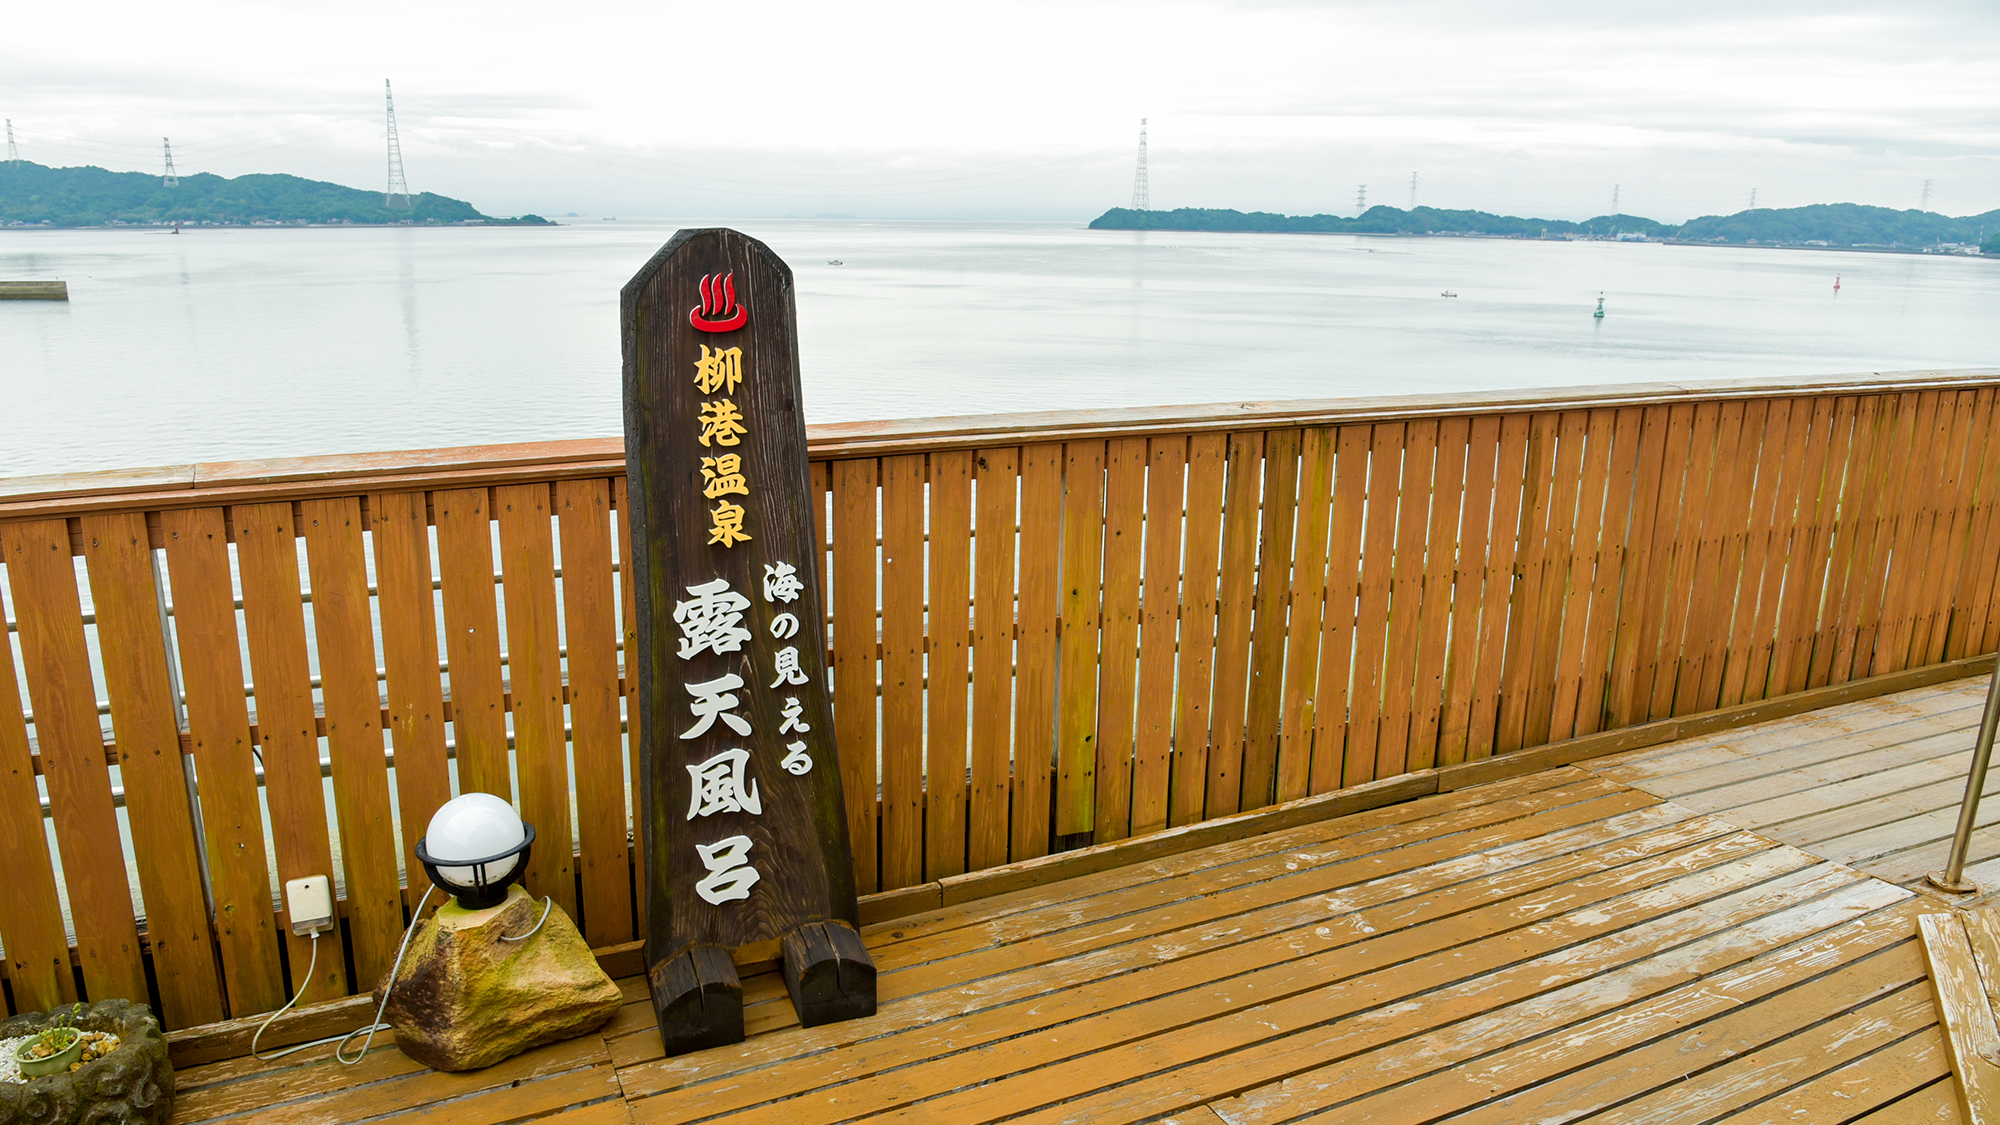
[1092,202,2000,253]
[0,161,551,228]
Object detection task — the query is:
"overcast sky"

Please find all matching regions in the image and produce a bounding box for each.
[6,0,1996,222]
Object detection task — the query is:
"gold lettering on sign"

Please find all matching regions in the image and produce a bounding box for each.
[701,454,749,499]
[698,400,748,448]
[694,345,744,395]
[708,499,753,548]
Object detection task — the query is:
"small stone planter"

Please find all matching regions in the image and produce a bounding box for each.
[14,1029,85,1079]
[0,1000,173,1125]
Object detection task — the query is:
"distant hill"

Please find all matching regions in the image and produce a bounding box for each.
[1091,202,1999,251]
[0,161,550,228]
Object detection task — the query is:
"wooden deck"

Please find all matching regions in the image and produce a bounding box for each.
[167,680,2000,1125]
[1594,677,2000,900]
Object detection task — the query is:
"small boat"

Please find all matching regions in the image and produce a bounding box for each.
[1594,294,1606,318]
[828,260,844,266]
[1834,275,1842,292]
[1440,290,1457,298]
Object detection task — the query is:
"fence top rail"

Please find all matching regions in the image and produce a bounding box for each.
[5,367,1997,519]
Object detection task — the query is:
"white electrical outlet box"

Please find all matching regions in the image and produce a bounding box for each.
[285,875,334,936]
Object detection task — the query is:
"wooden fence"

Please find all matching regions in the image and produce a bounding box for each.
[4,368,2000,1032]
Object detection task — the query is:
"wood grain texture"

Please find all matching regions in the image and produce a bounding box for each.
[229,501,345,1002]
[1131,436,1187,836]
[925,450,973,879]
[1054,441,1106,837]
[1169,434,1226,826]
[879,453,927,889]
[1240,427,1300,811]
[1092,437,1146,841]
[2,518,148,1007]
[368,491,453,914]
[0,539,76,1013]
[1012,444,1063,860]
[299,497,404,992]
[79,511,223,1027]
[160,507,285,1018]
[1917,911,2000,1125]
[434,486,510,799]
[1205,432,1262,816]
[1275,427,1332,801]
[557,478,636,946]
[831,459,880,893]
[1309,426,1370,793]
[969,448,1018,869]
[495,483,579,916]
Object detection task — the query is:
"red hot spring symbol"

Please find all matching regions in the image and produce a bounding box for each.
[690,273,749,333]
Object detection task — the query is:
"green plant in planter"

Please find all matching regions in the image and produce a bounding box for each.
[15,1002,86,1078]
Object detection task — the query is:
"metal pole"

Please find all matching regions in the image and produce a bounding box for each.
[1928,664,2000,894]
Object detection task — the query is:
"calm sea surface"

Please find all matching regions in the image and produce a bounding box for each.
[4,219,1997,478]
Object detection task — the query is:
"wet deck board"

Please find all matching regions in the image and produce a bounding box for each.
[171,749,1963,1125]
[1595,677,2000,893]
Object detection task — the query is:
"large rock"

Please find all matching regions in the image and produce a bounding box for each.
[0,999,173,1125]
[378,886,622,1071]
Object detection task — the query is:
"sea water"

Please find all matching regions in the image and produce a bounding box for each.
[2,218,1997,478]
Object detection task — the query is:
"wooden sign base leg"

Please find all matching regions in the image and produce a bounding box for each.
[649,944,744,1055]
[780,920,878,1028]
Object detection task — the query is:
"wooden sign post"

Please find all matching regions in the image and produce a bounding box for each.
[622,229,876,1056]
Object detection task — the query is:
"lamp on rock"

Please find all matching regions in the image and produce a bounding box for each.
[414,793,536,910]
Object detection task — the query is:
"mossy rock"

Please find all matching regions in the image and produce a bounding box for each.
[0,999,173,1125]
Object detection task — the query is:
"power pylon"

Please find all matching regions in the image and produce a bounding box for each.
[1749,188,1758,210]
[1130,119,1149,210]
[385,79,411,209]
[1612,185,1619,214]
[1356,184,1367,215]
[6,120,18,163]
[162,138,178,187]
[1922,179,1934,210]
[1408,171,1418,209]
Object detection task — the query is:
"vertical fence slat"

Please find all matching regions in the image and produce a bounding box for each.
[1132,436,1187,834]
[925,450,973,880]
[161,507,283,1017]
[1954,390,2000,657]
[615,475,647,933]
[1675,401,1749,716]
[231,501,345,1002]
[1605,406,1671,726]
[1276,428,1333,801]
[1524,412,1587,747]
[1407,419,1466,770]
[299,498,404,990]
[1346,423,1401,783]
[1877,391,1947,675]
[1858,393,1924,677]
[1437,419,1498,762]
[1628,403,1698,722]
[0,548,75,1013]
[1094,437,1148,841]
[1573,408,1643,736]
[968,448,1018,869]
[434,488,510,800]
[369,491,452,911]
[1378,420,1437,777]
[13,524,154,1003]
[4,520,149,1008]
[1824,396,1891,686]
[555,478,632,946]
[1774,398,1844,695]
[1169,434,1225,826]
[1205,433,1261,815]
[82,513,224,1029]
[1055,441,1107,837]
[1649,401,1718,720]
[1548,410,1613,743]
[830,459,881,892]
[494,483,577,917]
[1241,428,1300,810]
[1723,399,1793,707]
[1917,390,1980,667]
[1310,427,1369,790]
[1498,413,1557,754]
[877,454,926,889]
[1012,444,1063,859]
[1467,416,1532,759]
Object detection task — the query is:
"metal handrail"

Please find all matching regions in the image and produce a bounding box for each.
[1928,665,2000,895]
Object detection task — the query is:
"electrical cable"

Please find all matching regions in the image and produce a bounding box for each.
[498,896,555,944]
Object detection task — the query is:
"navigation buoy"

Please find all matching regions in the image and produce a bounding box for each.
[1834,275,1842,293]
[1594,294,1606,319]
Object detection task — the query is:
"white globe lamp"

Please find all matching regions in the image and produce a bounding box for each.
[414,793,536,909]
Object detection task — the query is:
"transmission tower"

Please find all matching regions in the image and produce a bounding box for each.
[1356,184,1367,215]
[1130,119,1149,210]
[1921,179,1934,210]
[1408,171,1418,209]
[6,120,17,163]
[1612,185,1620,215]
[384,79,411,209]
[162,138,178,187]
[1749,188,1757,210]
